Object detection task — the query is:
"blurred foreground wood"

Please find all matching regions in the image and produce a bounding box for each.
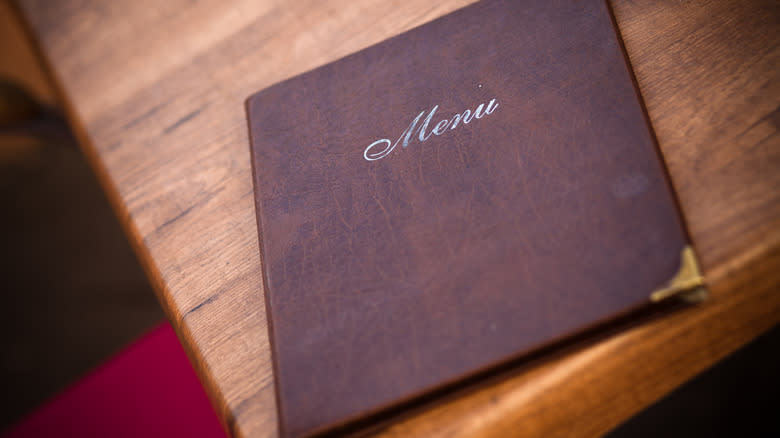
[15,0,780,436]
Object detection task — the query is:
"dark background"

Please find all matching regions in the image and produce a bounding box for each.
[0,0,777,436]
[0,0,165,430]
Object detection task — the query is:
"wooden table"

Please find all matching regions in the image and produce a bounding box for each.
[16,0,779,436]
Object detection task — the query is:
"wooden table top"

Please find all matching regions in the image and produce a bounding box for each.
[17,0,779,437]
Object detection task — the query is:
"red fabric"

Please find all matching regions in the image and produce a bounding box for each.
[3,322,227,438]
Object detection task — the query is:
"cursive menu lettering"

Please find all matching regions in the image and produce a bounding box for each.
[363,98,499,161]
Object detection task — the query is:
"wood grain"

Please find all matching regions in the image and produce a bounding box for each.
[15,0,780,437]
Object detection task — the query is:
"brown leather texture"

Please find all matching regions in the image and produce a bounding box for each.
[246,1,689,437]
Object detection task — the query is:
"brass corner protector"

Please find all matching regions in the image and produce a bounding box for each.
[650,246,708,303]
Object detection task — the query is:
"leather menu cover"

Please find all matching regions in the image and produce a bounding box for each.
[246,1,696,437]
